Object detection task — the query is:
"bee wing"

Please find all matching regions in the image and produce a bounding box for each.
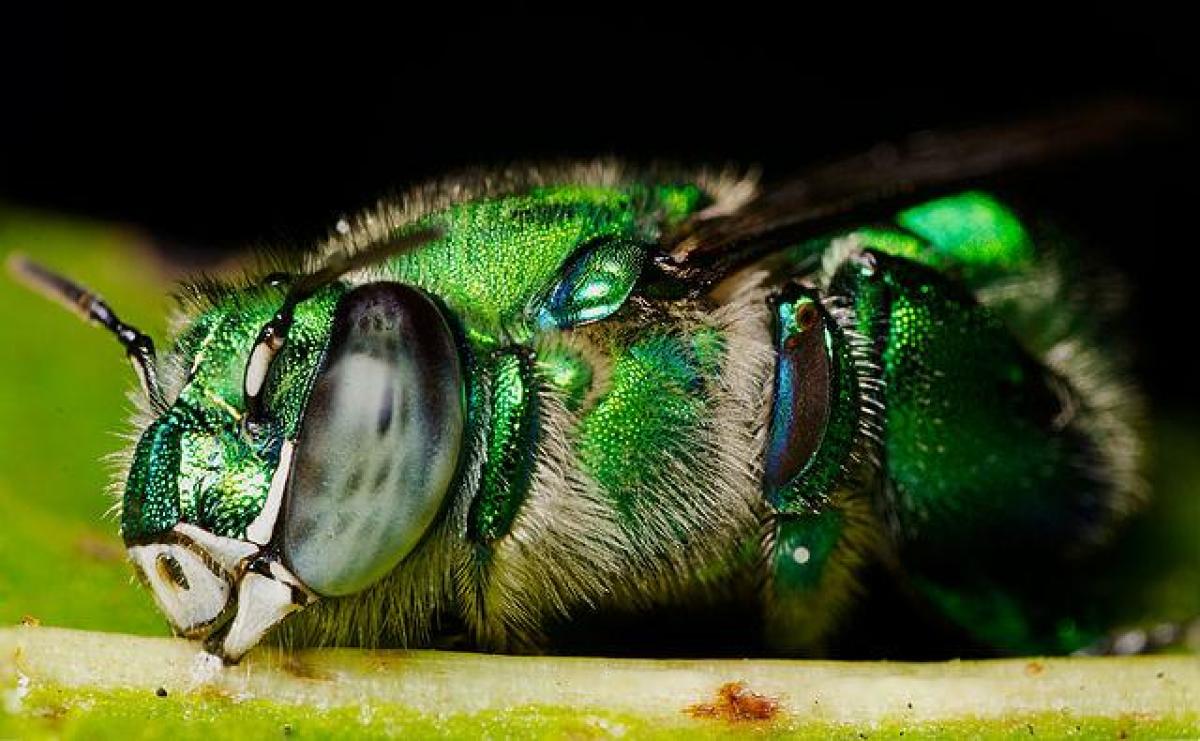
[655,98,1178,289]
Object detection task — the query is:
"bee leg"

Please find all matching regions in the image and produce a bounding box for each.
[466,347,539,545]
[761,281,884,654]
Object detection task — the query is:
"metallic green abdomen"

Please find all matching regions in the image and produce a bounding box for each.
[760,194,1141,655]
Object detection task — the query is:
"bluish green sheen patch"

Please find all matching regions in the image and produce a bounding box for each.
[261,286,345,437]
[854,227,928,261]
[915,577,1036,651]
[171,285,343,435]
[689,325,726,379]
[913,577,1098,655]
[176,433,218,527]
[534,238,645,330]
[470,350,539,543]
[773,510,843,592]
[177,430,274,539]
[577,333,708,516]
[897,191,1033,279]
[844,253,1084,548]
[171,295,278,423]
[834,250,1114,653]
[651,182,708,226]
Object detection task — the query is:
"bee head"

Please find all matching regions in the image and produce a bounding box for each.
[118,278,329,642]
[8,229,442,659]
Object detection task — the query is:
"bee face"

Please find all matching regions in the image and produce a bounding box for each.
[121,398,295,650]
[118,273,473,658]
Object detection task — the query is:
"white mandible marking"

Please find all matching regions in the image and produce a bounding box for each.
[219,571,300,662]
[174,523,258,572]
[128,544,230,636]
[246,440,295,545]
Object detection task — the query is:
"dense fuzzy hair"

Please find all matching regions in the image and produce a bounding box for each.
[467,292,775,648]
[976,245,1147,544]
[277,282,777,651]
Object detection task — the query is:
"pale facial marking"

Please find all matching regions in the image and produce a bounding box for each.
[220,561,314,662]
[129,543,230,637]
[244,341,274,398]
[174,523,258,572]
[245,439,295,545]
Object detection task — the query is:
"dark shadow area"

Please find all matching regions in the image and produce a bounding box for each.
[3,9,1196,411]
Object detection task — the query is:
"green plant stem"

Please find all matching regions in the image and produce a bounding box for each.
[2,625,1198,738]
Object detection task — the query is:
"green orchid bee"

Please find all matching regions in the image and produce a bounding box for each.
[11,103,1162,663]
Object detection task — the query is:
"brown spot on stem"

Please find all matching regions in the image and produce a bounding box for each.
[686,681,781,722]
[20,615,41,627]
[33,701,69,729]
[1024,661,1045,676]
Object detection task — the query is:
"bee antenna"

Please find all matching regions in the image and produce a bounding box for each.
[242,226,443,427]
[7,253,168,411]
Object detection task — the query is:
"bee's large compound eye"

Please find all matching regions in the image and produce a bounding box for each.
[128,543,231,637]
[280,283,465,597]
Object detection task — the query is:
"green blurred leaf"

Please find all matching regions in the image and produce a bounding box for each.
[0,207,169,635]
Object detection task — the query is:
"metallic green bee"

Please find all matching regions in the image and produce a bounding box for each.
[11,104,1158,663]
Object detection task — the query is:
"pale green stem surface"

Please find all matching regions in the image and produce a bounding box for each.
[3,625,1198,739]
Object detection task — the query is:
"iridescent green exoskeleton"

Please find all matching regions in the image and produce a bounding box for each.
[10,105,1156,662]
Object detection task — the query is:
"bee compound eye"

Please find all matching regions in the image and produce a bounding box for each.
[281,283,465,597]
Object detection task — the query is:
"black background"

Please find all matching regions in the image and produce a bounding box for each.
[2,7,1197,410]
